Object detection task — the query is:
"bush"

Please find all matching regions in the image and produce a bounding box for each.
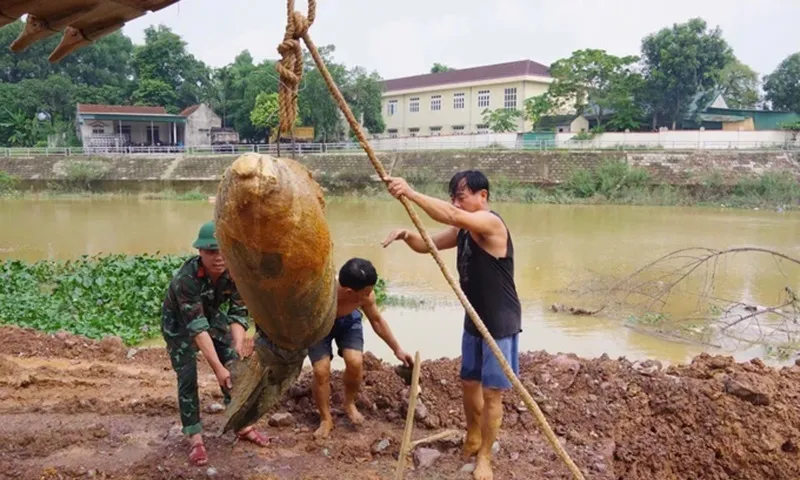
[0,170,18,194]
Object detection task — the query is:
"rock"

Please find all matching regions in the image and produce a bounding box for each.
[126,348,138,359]
[413,448,442,469]
[491,441,500,455]
[461,463,476,473]
[206,467,218,477]
[591,462,607,473]
[205,403,225,414]
[87,470,96,478]
[632,359,662,376]
[64,339,77,348]
[414,402,428,420]
[375,396,392,409]
[322,448,330,457]
[269,412,295,428]
[550,355,581,373]
[55,331,70,341]
[99,336,124,354]
[723,377,770,406]
[510,452,520,461]
[371,438,391,454]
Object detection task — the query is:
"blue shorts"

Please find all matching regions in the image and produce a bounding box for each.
[308,310,364,364]
[460,330,519,390]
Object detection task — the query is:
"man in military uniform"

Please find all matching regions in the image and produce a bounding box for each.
[161,220,270,466]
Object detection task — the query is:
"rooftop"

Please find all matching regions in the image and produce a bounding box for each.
[77,104,170,116]
[384,60,551,93]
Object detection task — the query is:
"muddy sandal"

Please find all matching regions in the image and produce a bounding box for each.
[189,442,209,466]
[237,427,271,447]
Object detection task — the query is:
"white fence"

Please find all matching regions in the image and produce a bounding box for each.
[555,130,798,150]
[1,130,797,157]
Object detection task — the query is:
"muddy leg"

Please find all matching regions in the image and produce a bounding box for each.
[312,356,334,439]
[462,379,483,460]
[473,388,503,480]
[342,349,364,426]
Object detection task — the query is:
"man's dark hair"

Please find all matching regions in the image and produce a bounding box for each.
[449,170,490,200]
[339,257,378,291]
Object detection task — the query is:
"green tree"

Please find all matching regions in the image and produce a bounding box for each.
[763,52,800,112]
[548,49,640,128]
[132,25,212,111]
[249,92,283,140]
[524,93,556,130]
[640,18,734,129]
[482,108,522,133]
[132,79,179,110]
[604,72,646,131]
[430,63,451,73]
[718,60,760,109]
[343,66,385,135]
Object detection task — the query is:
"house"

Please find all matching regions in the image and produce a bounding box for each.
[180,104,240,146]
[381,60,554,137]
[685,91,800,131]
[76,102,238,150]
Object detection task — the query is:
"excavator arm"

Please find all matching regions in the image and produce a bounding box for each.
[0,0,180,62]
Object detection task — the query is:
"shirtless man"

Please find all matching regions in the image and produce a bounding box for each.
[308,257,414,439]
[382,170,522,480]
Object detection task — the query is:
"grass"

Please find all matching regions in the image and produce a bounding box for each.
[2,163,799,210]
[0,253,408,346]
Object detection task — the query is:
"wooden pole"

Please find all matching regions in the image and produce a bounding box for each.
[394,351,421,480]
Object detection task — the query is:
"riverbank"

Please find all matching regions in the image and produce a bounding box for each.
[3,177,798,210]
[1,325,799,479]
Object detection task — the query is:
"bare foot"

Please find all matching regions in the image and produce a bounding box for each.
[473,455,493,480]
[462,432,482,460]
[344,402,364,426]
[313,419,334,439]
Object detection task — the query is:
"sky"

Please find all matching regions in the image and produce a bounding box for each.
[122,0,800,80]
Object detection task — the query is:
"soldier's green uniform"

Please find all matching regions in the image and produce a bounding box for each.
[161,222,249,436]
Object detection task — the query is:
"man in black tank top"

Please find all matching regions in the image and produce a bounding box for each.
[382,170,521,480]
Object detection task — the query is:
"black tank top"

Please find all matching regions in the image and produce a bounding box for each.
[456,211,522,339]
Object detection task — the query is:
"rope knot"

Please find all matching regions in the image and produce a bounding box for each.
[276,0,316,139]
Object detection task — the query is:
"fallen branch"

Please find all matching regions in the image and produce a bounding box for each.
[395,351,421,480]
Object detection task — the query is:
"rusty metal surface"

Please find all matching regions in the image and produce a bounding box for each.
[0,0,179,61]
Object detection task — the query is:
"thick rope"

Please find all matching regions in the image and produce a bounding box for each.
[276,2,586,478]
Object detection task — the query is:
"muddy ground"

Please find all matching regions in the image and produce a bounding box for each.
[0,326,799,480]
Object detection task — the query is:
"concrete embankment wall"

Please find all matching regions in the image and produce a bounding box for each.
[1,150,798,192]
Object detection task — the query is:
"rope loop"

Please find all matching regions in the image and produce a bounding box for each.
[276,0,316,136]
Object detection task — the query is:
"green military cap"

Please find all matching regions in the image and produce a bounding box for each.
[192,221,218,250]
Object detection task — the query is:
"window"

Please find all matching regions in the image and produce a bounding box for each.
[477,90,490,108]
[409,97,420,113]
[476,124,489,134]
[452,125,465,135]
[453,92,465,109]
[387,100,398,116]
[504,87,517,109]
[430,126,442,136]
[387,128,398,138]
[408,127,419,137]
[430,95,442,111]
[91,122,105,135]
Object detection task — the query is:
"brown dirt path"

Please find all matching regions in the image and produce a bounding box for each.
[1,325,799,479]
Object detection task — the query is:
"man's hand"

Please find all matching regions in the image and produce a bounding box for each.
[385,176,416,200]
[394,349,414,368]
[214,365,232,390]
[381,228,407,248]
[231,323,246,359]
[240,336,255,358]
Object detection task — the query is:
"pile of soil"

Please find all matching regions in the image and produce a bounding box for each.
[1,325,799,479]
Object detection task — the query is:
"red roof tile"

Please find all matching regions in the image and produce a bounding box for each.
[77,104,169,115]
[384,60,551,93]
[180,105,201,117]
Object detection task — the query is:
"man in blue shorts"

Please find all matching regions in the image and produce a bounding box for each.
[308,257,414,439]
[382,170,521,480]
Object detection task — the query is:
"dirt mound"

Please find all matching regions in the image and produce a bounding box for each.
[1,326,799,479]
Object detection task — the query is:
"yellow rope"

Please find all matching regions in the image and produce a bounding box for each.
[276,2,586,478]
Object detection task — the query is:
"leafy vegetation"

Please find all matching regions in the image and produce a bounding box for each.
[764,53,800,113]
[0,23,385,146]
[482,108,523,133]
[0,170,18,194]
[0,253,398,345]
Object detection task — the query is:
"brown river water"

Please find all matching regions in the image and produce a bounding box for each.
[2,197,799,367]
